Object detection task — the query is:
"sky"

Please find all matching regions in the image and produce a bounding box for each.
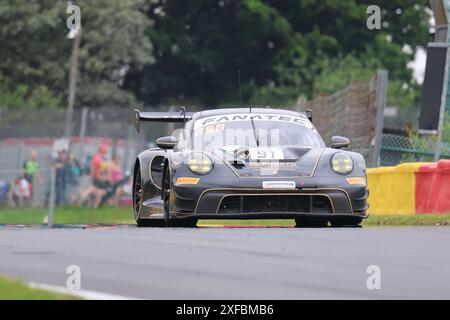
[409,48,427,84]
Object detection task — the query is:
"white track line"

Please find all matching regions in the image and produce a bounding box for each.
[28,282,139,300]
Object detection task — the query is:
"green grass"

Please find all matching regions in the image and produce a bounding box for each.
[0,207,134,225]
[200,214,450,227]
[1,206,450,226]
[363,214,450,226]
[0,277,80,300]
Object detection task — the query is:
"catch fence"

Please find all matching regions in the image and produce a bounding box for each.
[296,70,387,167]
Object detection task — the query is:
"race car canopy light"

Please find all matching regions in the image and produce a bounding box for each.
[187,153,214,175]
[331,153,353,175]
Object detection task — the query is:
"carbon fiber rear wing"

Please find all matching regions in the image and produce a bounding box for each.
[134,108,193,132]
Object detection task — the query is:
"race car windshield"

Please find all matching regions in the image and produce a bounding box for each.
[191,116,325,151]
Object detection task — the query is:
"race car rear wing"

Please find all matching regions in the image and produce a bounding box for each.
[134,108,194,132]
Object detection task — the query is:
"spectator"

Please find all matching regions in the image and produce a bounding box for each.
[91,144,109,184]
[81,168,111,208]
[53,149,70,206]
[110,155,123,184]
[82,155,92,175]
[0,180,11,206]
[65,153,82,205]
[23,150,41,197]
[8,175,30,207]
[110,155,125,205]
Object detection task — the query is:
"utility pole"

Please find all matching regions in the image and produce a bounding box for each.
[64,30,81,139]
[429,0,450,160]
[434,45,450,161]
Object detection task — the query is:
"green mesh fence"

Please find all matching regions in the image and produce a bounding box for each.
[380,133,450,166]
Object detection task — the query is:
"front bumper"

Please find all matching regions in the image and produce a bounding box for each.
[170,162,368,219]
[172,185,368,219]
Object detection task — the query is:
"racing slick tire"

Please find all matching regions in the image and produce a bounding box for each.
[162,166,197,228]
[329,217,363,227]
[133,164,165,227]
[294,217,329,228]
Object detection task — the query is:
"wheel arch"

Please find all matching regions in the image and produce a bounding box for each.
[135,149,167,202]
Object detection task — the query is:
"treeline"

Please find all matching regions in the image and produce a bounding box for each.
[0,0,431,109]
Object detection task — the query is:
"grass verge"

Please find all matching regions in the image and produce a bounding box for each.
[0,277,80,300]
[1,207,449,226]
[200,214,450,227]
[0,207,134,225]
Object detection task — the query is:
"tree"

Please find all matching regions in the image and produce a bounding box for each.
[0,0,152,109]
[124,0,431,107]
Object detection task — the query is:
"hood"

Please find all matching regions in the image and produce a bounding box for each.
[213,146,323,177]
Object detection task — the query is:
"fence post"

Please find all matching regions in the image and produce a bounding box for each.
[78,107,88,163]
[371,70,388,167]
[48,168,56,228]
[18,143,25,171]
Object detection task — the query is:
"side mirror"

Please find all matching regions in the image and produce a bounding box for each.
[331,136,350,149]
[305,109,312,122]
[156,136,178,149]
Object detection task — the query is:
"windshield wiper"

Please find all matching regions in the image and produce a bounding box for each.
[249,107,260,147]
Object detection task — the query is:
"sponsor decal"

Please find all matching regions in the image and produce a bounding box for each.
[346,177,365,185]
[194,113,313,129]
[194,123,225,137]
[249,161,297,170]
[176,177,200,185]
[249,147,284,160]
[262,181,296,189]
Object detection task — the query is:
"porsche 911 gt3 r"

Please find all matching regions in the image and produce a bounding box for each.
[132,107,368,228]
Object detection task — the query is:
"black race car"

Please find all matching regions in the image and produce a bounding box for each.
[132,107,368,228]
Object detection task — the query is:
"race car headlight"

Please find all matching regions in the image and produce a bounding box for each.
[187,153,213,175]
[331,153,353,175]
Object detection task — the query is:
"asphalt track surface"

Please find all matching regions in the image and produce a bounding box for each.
[0,225,450,299]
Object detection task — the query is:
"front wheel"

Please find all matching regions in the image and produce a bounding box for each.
[134,163,164,227]
[162,166,197,228]
[133,164,143,222]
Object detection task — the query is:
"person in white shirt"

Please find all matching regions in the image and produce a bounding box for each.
[8,175,30,207]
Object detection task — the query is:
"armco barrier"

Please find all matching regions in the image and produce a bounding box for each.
[367,163,428,215]
[416,160,450,214]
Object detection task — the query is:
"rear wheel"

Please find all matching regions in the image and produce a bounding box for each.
[295,217,329,228]
[162,166,197,228]
[329,217,363,227]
